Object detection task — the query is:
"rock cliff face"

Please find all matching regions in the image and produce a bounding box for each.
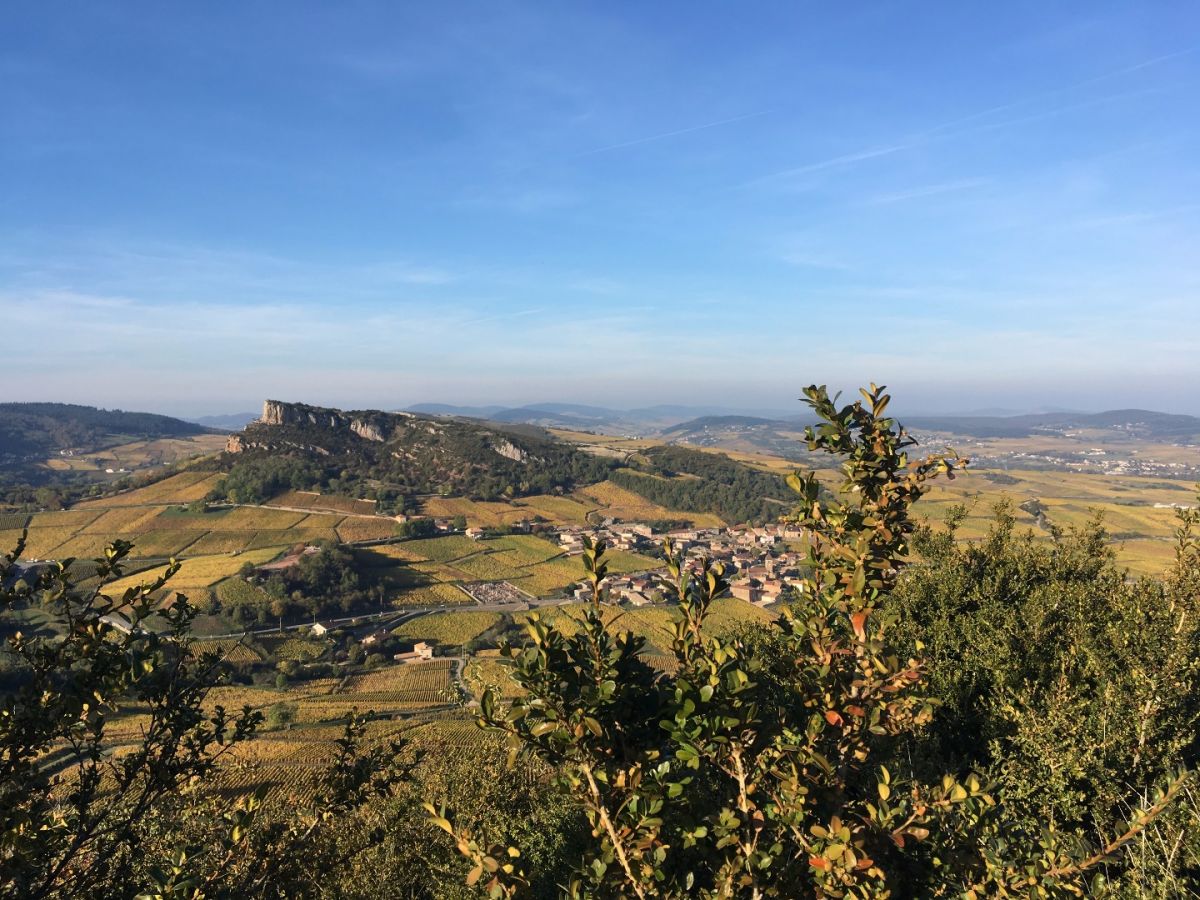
[258,400,403,443]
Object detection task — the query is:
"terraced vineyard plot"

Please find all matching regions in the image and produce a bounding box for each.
[18,527,82,559]
[574,480,724,527]
[28,509,105,529]
[203,685,287,714]
[105,548,282,597]
[409,714,487,749]
[219,507,311,529]
[392,611,501,646]
[463,655,525,700]
[702,596,776,633]
[259,635,328,661]
[267,491,377,515]
[606,550,661,573]
[80,506,165,534]
[408,560,471,582]
[368,543,428,563]
[184,531,260,554]
[216,577,274,607]
[77,471,223,507]
[0,513,30,530]
[336,517,399,543]
[0,530,26,554]
[514,494,595,523]
[391,583,472,607]
[245,527,339,550]
[119,529,207,558]
[485,534,562,566]
[302,660,456,709]
[401,535,480,562]
[41,533,114,560]
[452,552,526,581]
[192,639,262,664]
[421,496,530,527]
[513,557,586,595]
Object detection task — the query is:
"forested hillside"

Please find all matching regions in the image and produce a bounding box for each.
[0,403,209,457]
[612,444,794,524]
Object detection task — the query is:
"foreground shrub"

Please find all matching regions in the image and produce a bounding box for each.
[440,385,1189,898]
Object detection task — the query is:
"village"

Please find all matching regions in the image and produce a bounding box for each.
[459,518,810,610]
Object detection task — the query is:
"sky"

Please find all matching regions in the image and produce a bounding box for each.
[2,1,1199,417]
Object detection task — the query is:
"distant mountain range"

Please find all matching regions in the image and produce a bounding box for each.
[404,402,803,433]
[403,402,1200,443]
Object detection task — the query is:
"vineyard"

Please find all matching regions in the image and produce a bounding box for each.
[400,535,480,562]
[336,517,399,543]
[191,638,263,664]
[451,552,526,582]
[103,548,282,597]
[392,611,501,646]
[514,494,596,522]
[392,583,473,607]
[463,654,525,700]
[0,513,31,530]
[486,534,562,565]
[265,491,377,516]
[75,471,224,507]
[259,635,329,661]
[574,480,724,527]
[421,496,534,527]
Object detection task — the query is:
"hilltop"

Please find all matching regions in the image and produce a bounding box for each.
[214,400,615,509]
[0,403,221,496]
[0,402,210,458]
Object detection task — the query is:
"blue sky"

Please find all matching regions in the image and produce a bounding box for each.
[2,2,1198,416]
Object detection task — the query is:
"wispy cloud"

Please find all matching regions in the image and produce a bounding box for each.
[744,145,908,187]
[866,178,989,205]
[574,109,773,157]
[744,45,1195,189]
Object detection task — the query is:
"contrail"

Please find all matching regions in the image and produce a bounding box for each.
[920,44,1198,138]
[744,44,1197,186]
[574,109,773,157]
[745,144,910,185]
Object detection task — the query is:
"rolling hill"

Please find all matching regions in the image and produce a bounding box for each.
[0,403,211,458]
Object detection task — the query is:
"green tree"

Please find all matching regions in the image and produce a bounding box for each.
[0,535,408,900]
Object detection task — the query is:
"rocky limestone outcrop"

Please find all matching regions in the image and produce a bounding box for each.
[350,419,387,442]
[257,400,400,442]
[492,439,528,463]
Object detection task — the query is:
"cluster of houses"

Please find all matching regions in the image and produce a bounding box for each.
[557,521,810,608]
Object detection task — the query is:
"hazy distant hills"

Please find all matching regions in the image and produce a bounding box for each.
[0,402,210,458]
[404,402,802,433]
[902,409,1200,440]
[395,402,1200,461]
[656,408,1200,457]
[187,412,258,430]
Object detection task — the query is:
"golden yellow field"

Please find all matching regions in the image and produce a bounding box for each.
[393,610,501,646]
[912,467,1194,575]
[574,480,724,527]
[102,548,282,597]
